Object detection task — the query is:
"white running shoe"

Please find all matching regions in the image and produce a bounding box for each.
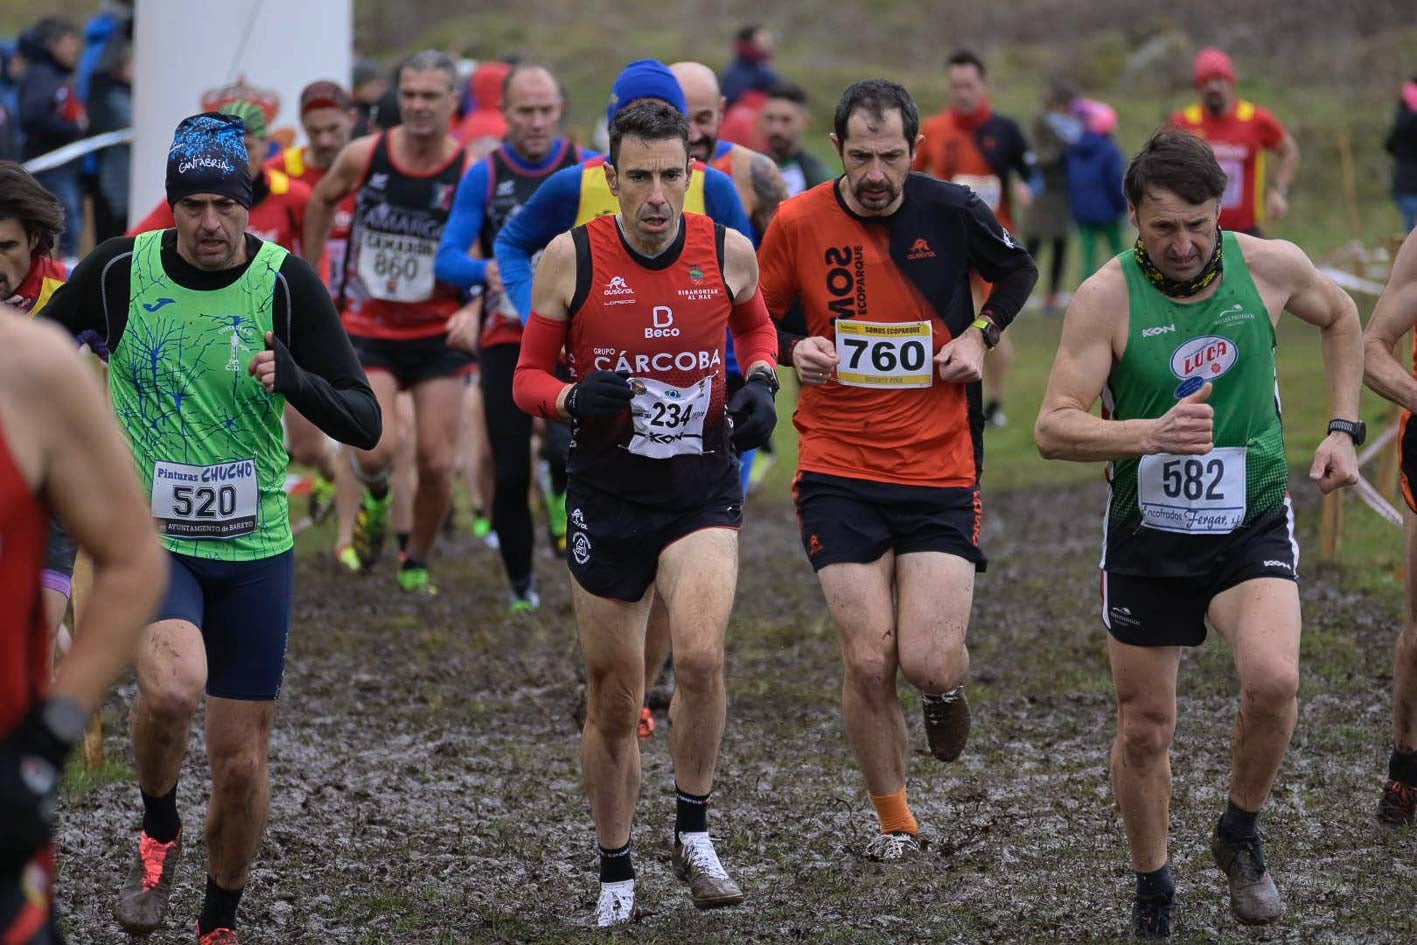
[864,831,922,862]
[672,831,744,908]
[596,879,635,927]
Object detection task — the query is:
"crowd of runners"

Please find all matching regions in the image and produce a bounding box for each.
[5,27,1417,945]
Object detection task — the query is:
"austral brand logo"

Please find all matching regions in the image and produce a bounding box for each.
[604,275,634,295]
[907,238,935,260]
[1170,334,1238,398]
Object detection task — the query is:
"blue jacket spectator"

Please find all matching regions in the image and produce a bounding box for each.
[720,26,778,106]
[1066,129,1126,227]
[18,17,86,256]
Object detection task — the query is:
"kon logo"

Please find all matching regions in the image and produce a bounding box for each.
[646,305,679,339]
[1170,334,1238,398]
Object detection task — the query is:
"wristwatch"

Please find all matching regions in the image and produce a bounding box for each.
[1327,418,1366,446]
[747,367,780,396]
[971,317,1000,350]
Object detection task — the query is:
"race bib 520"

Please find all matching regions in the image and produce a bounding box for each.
[151,459,259,539]
[1137,447,1246,534]
[834,319,933,389]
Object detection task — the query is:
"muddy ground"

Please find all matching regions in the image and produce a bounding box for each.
[53,475,1416,944]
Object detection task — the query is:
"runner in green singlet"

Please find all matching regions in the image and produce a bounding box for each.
[1035,131,1362,940]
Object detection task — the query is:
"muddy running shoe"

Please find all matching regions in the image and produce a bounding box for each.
[472,511,494,541]
[673,832,744,909]
[1378,778,1416,825]
[113,829,182,933]
[307,474,336,524]
[637,706,656,740]
[1210,821,1283,925]
[397,560,436,596]
[334,544,361,573]
[546,489,568,557]
[596,879,635,926]
[1131,894,1173,939]
[351,488,391,569]
[921,686,971,762]
[198,927,238,945]
[864,831,922,862]
[510,587,540,614]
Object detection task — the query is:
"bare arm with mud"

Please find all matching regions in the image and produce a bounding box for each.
[304,136,376,269]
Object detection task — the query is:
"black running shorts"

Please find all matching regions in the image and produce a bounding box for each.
[791,470,986,573]
[1400,412,1417,514]
[1101,507,1299,647]
[349,333,475,391]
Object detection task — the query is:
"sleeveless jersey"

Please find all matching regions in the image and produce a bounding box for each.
[0,417,48,735]
[342,134,466,339]
[479,140,582,348]
[565,212,736,508]
[1102,231,1287,576]
[574,156,708,226]
[1172,101,1286,233]
[270,145,354,294]
[111,231,291,561]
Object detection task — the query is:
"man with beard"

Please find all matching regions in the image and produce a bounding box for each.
[1171,48,1299,237]
[759,81,833,197]
[1035,130,1359,938]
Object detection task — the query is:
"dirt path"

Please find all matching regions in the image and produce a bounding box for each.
[55,478,1414,944]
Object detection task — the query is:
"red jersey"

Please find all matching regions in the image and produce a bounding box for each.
[267,146,354,292]
[759,176,1033,488]
[1171,100,1286,233]
[565,213,738,507]
[128,169,312,254]
[6,256,68,315]
[0,418,48,735]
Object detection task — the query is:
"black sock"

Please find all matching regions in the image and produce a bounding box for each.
[1136,863,1175,901]
[197,875,244,935]
[396,531,410,553]
[1390,748,1417,784]
[598,841,634,883]
[1220,798,1261,839]
[140,784,180,843]
[511,576,532,598]
[675,784,710,835]
[366,479,389,501]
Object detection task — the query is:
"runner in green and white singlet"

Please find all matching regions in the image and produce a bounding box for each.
[1035,131,1362,940]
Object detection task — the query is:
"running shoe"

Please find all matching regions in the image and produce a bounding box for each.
[334,544,361,573]
[351,488,391,569]
[921,686,971,762]
[471,512,493,540]
[595,879,635,927]
[1378,778,1416,826]
[114,829,182,933]
[510,588,540,613]
[307,475,336,525]
[747,451,775,493]
[397,560,437,596]
[1131,894,1173,939]
[983,399,1008,428]
[672,832,744,909]
[198,927,238,945]
[1209,821,1283,925]
[637,706,656,740]
[546,489,568,557]
[863,831,922,863]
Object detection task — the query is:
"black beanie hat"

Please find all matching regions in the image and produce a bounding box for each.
[165,112,252,208]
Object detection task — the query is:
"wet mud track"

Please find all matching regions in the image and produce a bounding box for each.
[56,477,1415,943]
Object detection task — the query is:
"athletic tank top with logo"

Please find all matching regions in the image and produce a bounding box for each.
[0,417,48,734]
[574,157,708,226]
[566,212,737,508]
[111,231,291,561]
[1103,231,1287,576]
[479,140,583,348]
[342,134,466,340]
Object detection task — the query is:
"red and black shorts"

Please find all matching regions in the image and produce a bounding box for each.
[792,470,987,573]
[565,475,743,602]
[349,333,475,391]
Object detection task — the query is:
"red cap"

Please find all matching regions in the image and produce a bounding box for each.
[300,80,352,116]
[1193,48,1236,87]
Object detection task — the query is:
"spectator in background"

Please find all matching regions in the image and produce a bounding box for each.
[18,16,86,258]
[1066,99,1127,277]
[351,57,389,138]
[718,26,777,151]
[0,40,23,161]
[1386,78,1417,233]
[76,0,131,243]
[454,60,510,157]
[1023,81,1077,316]
[759,81,832,196]
[88,37,130,235]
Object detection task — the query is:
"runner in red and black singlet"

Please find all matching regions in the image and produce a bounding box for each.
[512,100,777,927]
[305,51,472,593]
[0,313,164,945]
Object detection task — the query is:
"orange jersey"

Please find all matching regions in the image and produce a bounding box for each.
[759,176,1034,488]
[913,105,1031,232]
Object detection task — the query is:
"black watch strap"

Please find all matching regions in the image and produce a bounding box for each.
[748,367,780,396]
[1327,418,1366,446]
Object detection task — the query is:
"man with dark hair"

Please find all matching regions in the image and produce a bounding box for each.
[306,51,471,594]
[721,25,778,107]
[17,16,86,258]
[760,81,831,197]
[914,48,1034,428]
[514,98,778,926]
[43,110,381,944]
[762,77,1036,862]
[1035,129,1362,939]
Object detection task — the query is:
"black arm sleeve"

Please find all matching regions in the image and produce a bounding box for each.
[40,236,135,354]
[774,300,809,366]
[270,254,382,450]
[960,193,1038,331]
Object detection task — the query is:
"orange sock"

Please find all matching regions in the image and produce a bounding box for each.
[869,786,919,836]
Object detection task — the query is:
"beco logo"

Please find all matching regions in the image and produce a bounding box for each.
[1170,334,1238,398]
[646,305,680,339]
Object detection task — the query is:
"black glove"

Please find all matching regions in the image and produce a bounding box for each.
[0,700,81,872]
[565,370,634,419]
[727,370,778,452]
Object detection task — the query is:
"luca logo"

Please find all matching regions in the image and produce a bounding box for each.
[1170,334,1238,398]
